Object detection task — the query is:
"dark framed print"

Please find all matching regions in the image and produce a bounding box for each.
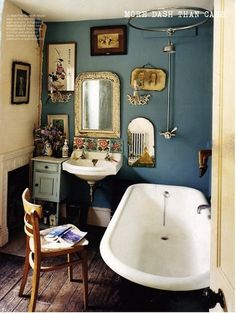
[47,42,76,92]
[90,25,127,56]
[11,61,31,104]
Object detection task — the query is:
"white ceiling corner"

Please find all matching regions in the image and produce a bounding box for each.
[8,0,214,22]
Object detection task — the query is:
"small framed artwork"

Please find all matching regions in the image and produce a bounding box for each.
[90,25,127,56]
[130,67,167,91]
[47,114,69,140]
[47,42,76,92]
[11,61,31,104]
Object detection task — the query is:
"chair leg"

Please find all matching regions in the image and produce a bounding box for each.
[28,255,41,312]
[67,253,73,281]
[81,249,88,310]
[19,237,30,297]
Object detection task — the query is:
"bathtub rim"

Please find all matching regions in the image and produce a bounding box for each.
[100,183,210,291]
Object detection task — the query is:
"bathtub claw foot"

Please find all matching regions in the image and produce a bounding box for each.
[203,287,225,309]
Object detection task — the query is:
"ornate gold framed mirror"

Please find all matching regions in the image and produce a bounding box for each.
[74,71,120,138]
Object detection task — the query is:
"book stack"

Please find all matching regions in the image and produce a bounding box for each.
[44,224,87,246]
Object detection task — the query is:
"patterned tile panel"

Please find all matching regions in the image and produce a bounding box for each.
[73,137,123,153]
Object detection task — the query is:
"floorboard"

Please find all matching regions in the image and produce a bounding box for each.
[0,226,209,312]
[0,229,25,257]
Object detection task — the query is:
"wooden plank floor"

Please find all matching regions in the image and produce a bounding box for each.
[0,227,122,312]
[0,226,209,312]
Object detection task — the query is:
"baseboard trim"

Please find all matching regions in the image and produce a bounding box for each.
[87,206,111,227]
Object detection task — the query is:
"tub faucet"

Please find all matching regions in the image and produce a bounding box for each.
[162,191,170,226]
[163,191,170,198]
[197,204,211,214]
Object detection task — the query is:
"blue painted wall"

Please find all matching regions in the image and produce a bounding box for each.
[42,17,213,206]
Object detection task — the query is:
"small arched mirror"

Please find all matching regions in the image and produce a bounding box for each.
[128,117,155,167]
[74,72,120,138]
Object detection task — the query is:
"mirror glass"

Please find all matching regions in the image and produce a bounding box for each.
[82,80,113,130]
[128,117,155,167]
[75,72,120,138]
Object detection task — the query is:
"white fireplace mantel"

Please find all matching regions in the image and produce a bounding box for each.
[0,146,34,247]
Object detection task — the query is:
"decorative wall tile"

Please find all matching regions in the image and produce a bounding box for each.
[85,138,97,151]
[73,137,85,150]
[98,139,110,151]
[73,137,123,153]
[110,139,123,153]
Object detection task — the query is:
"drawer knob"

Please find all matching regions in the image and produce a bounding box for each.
[35,183,39,187]
[45,166,49,169]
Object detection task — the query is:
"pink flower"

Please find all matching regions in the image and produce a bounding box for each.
[112,143,120,151]
[87,141,95,149]
[99,139,109,149]
[76,138,84,147]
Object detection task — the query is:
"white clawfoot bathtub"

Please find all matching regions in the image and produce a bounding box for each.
[100,183,211,291]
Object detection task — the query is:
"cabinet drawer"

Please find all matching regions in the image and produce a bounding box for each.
[34,162,58,173]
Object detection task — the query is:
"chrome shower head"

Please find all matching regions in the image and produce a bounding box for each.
[163,40,176,53]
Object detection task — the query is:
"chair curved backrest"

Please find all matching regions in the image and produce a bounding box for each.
[22,188,42,254]
[22,188,42,218]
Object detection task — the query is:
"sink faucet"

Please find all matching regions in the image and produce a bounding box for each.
[92,159,98,166]
[80,149,86,159]
[105,151,112,161]
[197,204,211,214]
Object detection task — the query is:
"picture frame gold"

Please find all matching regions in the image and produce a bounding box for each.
[130,67,167,91]
[47,114,69,140]
[90,25,127,56]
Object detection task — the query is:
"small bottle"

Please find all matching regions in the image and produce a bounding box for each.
[43,210,50,225]
[45,142,53,157]
[62,139,69,158]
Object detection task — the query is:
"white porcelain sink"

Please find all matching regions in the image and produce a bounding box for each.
[62,150,123,184]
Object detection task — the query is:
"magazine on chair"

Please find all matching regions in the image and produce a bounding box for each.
[44,224,87,246]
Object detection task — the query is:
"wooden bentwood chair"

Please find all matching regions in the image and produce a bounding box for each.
[19,188,88,312]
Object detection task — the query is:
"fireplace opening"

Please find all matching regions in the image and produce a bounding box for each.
[7,165,29,235]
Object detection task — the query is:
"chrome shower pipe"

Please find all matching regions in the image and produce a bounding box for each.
[167,51,171,131]
[165,39,175,132]
[159,39,177,139]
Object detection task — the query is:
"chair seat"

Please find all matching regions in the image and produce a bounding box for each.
[29,224,89,253]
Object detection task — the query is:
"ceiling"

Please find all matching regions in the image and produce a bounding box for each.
[8,0,214,22]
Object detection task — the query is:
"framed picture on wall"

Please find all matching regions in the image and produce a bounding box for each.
[11,61,31,104]
[47,114,69,140]
[90,25,127,56]
[47,42,76,92]
[130,67,167,91]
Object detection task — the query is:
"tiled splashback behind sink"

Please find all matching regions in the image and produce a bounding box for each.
[73,137,123,153]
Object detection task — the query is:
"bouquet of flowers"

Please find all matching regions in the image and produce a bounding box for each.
[34,124,65,157]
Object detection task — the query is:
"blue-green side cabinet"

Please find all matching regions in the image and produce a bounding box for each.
[31,156,69,225]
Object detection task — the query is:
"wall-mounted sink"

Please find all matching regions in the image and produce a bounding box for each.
[62,150,123,184]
